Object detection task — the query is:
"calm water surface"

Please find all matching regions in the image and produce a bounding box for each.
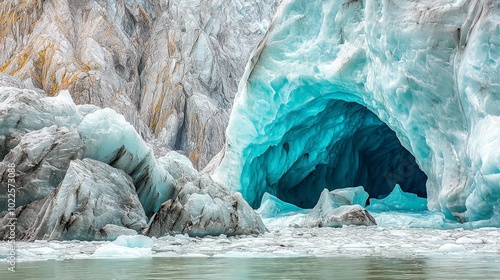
[2,256,500,279]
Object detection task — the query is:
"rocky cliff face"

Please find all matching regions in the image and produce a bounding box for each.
[0,0,280,169]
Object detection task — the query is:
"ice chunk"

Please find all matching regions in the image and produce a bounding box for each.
[157,151,199,183]
[437,244,466,253]
[99,225,140,241]
[146,175,267,237]
[112,235,154,248]
[0,159,147,241]
[370,210,448,228]
[367,185,427,211]
[0,126,83,210]
[303,189,376,227]
[92,242,152,259]
[77,108,175,217]
[256,192,309,218]
[0,87,85,159]
[261,213,309,229]
[330,187,369,207]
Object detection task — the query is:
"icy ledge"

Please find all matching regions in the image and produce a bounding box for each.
[0,76,266,240]
[212,0,500,226]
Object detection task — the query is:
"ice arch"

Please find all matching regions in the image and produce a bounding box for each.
[247,98,428,208]
[212,0,500,225]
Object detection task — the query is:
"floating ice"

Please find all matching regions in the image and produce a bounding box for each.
[112,235,154,248]
[5,226,499,261]
[370,210,449,229]
[303,189,376,228]
[367,184,428,211]
[92,235,153,259]
[100,225,141,241]
[437,244,466,253]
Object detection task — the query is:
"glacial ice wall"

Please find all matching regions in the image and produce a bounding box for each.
[213,0,500,225]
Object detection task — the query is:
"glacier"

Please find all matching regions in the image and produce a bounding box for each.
[213,0,500,226]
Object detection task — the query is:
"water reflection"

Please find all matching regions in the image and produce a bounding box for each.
[3,256,500,279]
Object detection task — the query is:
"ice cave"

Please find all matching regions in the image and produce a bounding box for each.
[214,0,500,226]
[230,98,428,209]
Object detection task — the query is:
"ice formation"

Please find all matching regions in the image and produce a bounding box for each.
[146,176,266,237]
[256,192,309,219]
[367,184,428,211]
[0,77,266,240]
[256,188,376,228]
[303,189,376,227]
[92,235,154,258]
[77,108,175,217]
[213,0,500,226]
[0,125,83,209]
[331,186,370,207]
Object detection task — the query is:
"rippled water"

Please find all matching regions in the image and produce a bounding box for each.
[3,256,500,280]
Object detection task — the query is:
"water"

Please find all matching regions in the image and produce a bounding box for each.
[2,256,500,280]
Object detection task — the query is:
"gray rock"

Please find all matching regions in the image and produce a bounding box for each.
[0,125,84,210]
[303,189,376,228]
[0,158,148,241]
[138,0,280,168]
[146,175,267,237]
[0,73,43,91]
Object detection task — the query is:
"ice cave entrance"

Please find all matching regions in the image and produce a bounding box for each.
[249,99,428,209]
